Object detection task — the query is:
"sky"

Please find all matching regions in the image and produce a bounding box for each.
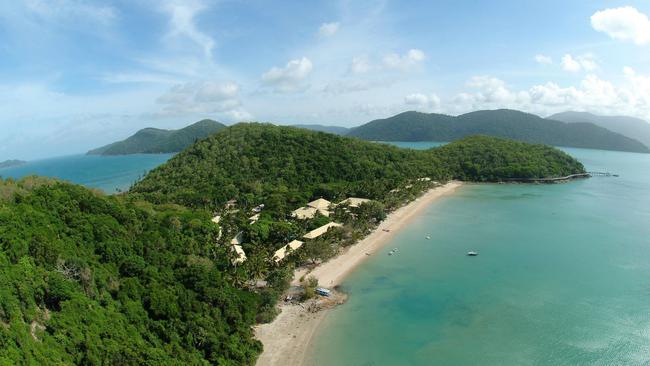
[1,0,650,160]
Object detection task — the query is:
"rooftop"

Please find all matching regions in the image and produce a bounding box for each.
[303,222,342,240]
[307,198,331,210]
[273,240,304,263]
[338,197,371,208]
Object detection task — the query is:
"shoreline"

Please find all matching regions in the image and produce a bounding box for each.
[254,181,463,366]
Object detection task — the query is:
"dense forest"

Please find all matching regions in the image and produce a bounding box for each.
[347,109,650,153]
[87,119,226,156]
[1,124,586,365]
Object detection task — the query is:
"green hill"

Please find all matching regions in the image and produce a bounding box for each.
[347,109,650,153]
[131,123,585,210]
[87,119,226,155]
[0,160,27,169]
[549,111,650,148]
[1,124,585,365]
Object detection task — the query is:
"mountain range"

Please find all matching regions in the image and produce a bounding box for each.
[347,109,650,153]
[87,119,226,155]
[548,111,650,148]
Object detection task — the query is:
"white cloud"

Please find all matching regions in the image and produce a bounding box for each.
[451,70,650,119]
[561,54,598,73]
[261,57,313,92]
[383,49,426,71]
[349,56,372,74]
[156,81,251,120]
[591,6,650,45]
[161,0,215,58]
[535,54,553,65]
[318,22,339,37]
[404,93,441,111]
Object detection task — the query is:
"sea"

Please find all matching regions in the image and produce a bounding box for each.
[0,154,174,194]
[308,144,650,366]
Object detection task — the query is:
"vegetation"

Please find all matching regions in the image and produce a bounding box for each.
[0,160,27,169]
[432,136,586,181]
[347,109,650,153]
[291,124,350,135]
[1,124,586,364]
[549,111,650,149]
[87,119,226,155]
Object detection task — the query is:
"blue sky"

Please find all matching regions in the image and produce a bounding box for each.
[1,0,650,160]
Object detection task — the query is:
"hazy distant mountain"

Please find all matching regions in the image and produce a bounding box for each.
[347,109,649,153]
[548,111,650,148]
[0,159,27,169]
[291,124,350,135]
[88,119,226,155]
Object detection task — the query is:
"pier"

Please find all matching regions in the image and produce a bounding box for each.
[503,171,618,183]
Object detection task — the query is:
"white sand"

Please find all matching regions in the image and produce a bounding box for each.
[255,181,462,366]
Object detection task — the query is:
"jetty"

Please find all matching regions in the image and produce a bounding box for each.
[503,171,617,183]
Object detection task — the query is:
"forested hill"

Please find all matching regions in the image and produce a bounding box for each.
[131,123,585,211]
[87,119,226,155]
[347,109,650,153]
[290,124,350,135]
[549,111,650,148]
[0,125,585,365]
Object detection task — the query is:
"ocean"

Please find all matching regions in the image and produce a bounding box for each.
[0,153,174,194]
[308,145,650,365]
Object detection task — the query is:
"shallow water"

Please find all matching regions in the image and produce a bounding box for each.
[309,146,650,365]
[0,153,173,194]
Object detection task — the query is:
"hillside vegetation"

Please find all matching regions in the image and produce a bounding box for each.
[88,119,226,155]
[1,124,585,365]
[549,111,650,149]
[348,109,650,153]
[131,123,585,211]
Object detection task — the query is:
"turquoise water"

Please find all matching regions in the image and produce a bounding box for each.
[309,146,650,365]
[0,154,173,194]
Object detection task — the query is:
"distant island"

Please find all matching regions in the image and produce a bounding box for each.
[0,159,27,169]
[549,111,650,149]
[2,123,586,365]
[87,119,226,155]
[347,109,650,153]
[291,124,350,135]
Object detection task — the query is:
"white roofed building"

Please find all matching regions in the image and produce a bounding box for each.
[307,198,331,211]
[231,245,247,264]
[273,240,304,263]
[338,197,371,208]
[303,222,342,240]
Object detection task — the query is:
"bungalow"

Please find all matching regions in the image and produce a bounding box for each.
[211,215,221,224]
[273,240,304,263]
[303,222,342,240]
[231,231,244,246]
[249,213,260,224]
[252,204,265,213]
[291,198,333,219]
[338,197,371,208]
[231,245,247,264]
[417,177,432,182]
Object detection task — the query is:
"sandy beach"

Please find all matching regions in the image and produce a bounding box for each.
[254,181,462,366]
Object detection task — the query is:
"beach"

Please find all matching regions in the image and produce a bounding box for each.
[254,181,462,366]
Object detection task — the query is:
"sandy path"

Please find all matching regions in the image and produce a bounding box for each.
[255,181,462,366]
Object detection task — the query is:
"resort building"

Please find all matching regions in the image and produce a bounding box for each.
[211,215,221,224]
[417,177,432,182]
[273,240,304,263]
[249,213,260,224]
[338,197,371,208]
[291,198,332,219]
[303,222,342,240]
[231,245,247,264]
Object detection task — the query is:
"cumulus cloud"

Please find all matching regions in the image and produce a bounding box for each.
[349,56,372,74]
[591,6,650,45]
[451,70,650,119]
[383,49,426,71]
[261,57,313,92]
[561,54,598,73]
[535,54,553,65]
[318,22,339,37]
[161,0,215,58]
[156,81,251,120]
[404,93,441,110]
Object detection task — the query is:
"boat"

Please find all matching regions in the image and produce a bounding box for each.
[425,235,431,240]
[467,251,478,256]
[388,251,394,256]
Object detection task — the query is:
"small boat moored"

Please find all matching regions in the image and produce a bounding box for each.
[467,251,478,256]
